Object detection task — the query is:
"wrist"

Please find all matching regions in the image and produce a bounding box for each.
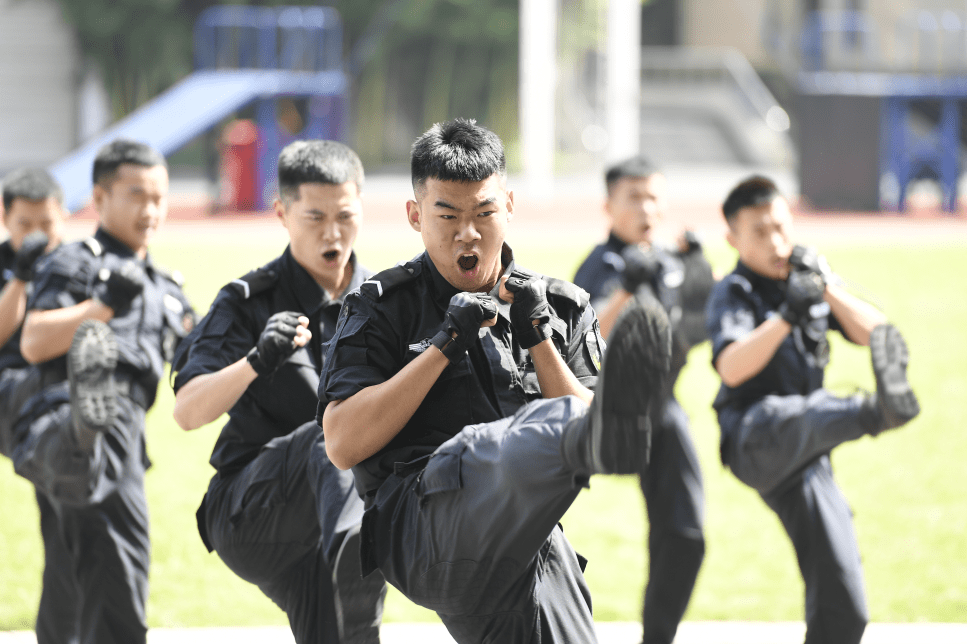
[516,321,551,350]
[431,329,465,364]
[246,346,273,376]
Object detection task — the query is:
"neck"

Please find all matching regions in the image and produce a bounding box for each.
[318,261,352,299]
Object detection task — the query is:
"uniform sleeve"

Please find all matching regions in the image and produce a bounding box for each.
[26,245,92,312]
[706,277,757,366]
[171,289,257,392]
[319,291,403,404]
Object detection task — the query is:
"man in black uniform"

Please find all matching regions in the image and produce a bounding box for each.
[319,118,671,643]
[12,140,194,644]
[171,140,385,644]
[1,168,66,458]
[573,157,712,644]
[706,176,920,644]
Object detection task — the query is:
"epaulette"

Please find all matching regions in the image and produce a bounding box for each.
[359,262,420,300]
[82,237,103,257]
[546,277,590,309]
[154,264,185,287]
[229,266,279,299]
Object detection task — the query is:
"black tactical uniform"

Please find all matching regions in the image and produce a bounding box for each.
[319,245,608,643]
[707,261,878,644]
[573,232,711,644]
[11,228,194,644]
[172,248,385,644]
[0,239,39,455]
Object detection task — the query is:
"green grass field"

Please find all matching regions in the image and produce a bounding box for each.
[1,229,965,630]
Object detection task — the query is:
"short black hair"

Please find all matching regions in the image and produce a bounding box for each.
[92,139,167,189]
[605,156,661,195]
[277,140,364,204]
[2,167,64,213]
[722,175,782,225]
[410,118,506,194]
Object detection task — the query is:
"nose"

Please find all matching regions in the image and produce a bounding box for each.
[455,218,481,243]
[770,231,790,256]
[322,220,340,242]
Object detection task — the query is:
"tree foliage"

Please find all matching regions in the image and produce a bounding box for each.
[50,0,520,166]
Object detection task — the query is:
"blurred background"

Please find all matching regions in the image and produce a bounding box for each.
[4,0,967,214]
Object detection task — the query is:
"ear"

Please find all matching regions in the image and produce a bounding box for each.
[406,199,422,232]
[725,227,738,250]
[274,198,288,229]
[506,190,514,222]
[92,183,107,214]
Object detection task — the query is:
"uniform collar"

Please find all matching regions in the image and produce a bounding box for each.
[282,246,363,316]
[423,243,516,316]
[606,231,630,252]
[734,260,784,301]
[94,227,157,275]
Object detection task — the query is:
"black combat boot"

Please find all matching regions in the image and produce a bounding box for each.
[68,319,119,451]
[868,323,920,434]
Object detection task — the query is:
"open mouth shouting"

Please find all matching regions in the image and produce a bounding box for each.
[457,253,479,276]
[322,248,341,265]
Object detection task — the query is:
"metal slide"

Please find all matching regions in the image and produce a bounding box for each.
[50,69,346,212]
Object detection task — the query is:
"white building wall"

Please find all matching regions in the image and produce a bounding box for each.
[0,0,79,173]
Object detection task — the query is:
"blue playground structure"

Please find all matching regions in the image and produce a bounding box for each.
[49,6,348,212]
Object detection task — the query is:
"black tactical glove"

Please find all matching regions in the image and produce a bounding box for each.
[504,273,552,349]
[95,261,145,313]
[13,232,49,282]
[778,270,826,326]
[246,311,304,376]
[620,245,661,293]
[790,244,835,285]
[431,292,497,363]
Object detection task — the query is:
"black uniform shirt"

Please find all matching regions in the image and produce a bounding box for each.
[706,260,844,434]
[319,244,604,499]
[173,248,370,475]
[27,227,194,409]
[573,231,714,387]
[0,240,28,372]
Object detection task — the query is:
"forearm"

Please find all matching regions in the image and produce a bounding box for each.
[825,283,886,346]
[715,317,790,387]
[0,280,27,347]
[20,300,114,364]
[530,339,594,404]
[596,290,633,339]
[323,347,450,470]
[173,357,257,431]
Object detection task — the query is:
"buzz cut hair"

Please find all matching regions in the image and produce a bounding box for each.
[605,155,662,196]
[277,140,364,205]
[410,118,506,196]
[2,167,64,214]
[722,175,782,225]
[92,139,167,189]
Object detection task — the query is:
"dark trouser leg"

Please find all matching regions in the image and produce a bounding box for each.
[726,390,873,495]
[35,491,81,644]
[639,399,705,644]
[0,366,41,457]
[367,396,597,644]
[205,422,354,644]
[309,437,385,644]
[762,456,868,644]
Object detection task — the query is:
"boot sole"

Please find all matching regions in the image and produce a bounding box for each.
[332,525,385,644]
[870,324,920,429]
[68,320,119,439]
[590,295,671,474]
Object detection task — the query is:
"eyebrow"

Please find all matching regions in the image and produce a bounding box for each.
[433,197,497,210]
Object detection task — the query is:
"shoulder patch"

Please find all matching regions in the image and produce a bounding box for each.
[83,237,103,257]
[546,277,590,309]
[229,267,279,299]
[360,263,419,300]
